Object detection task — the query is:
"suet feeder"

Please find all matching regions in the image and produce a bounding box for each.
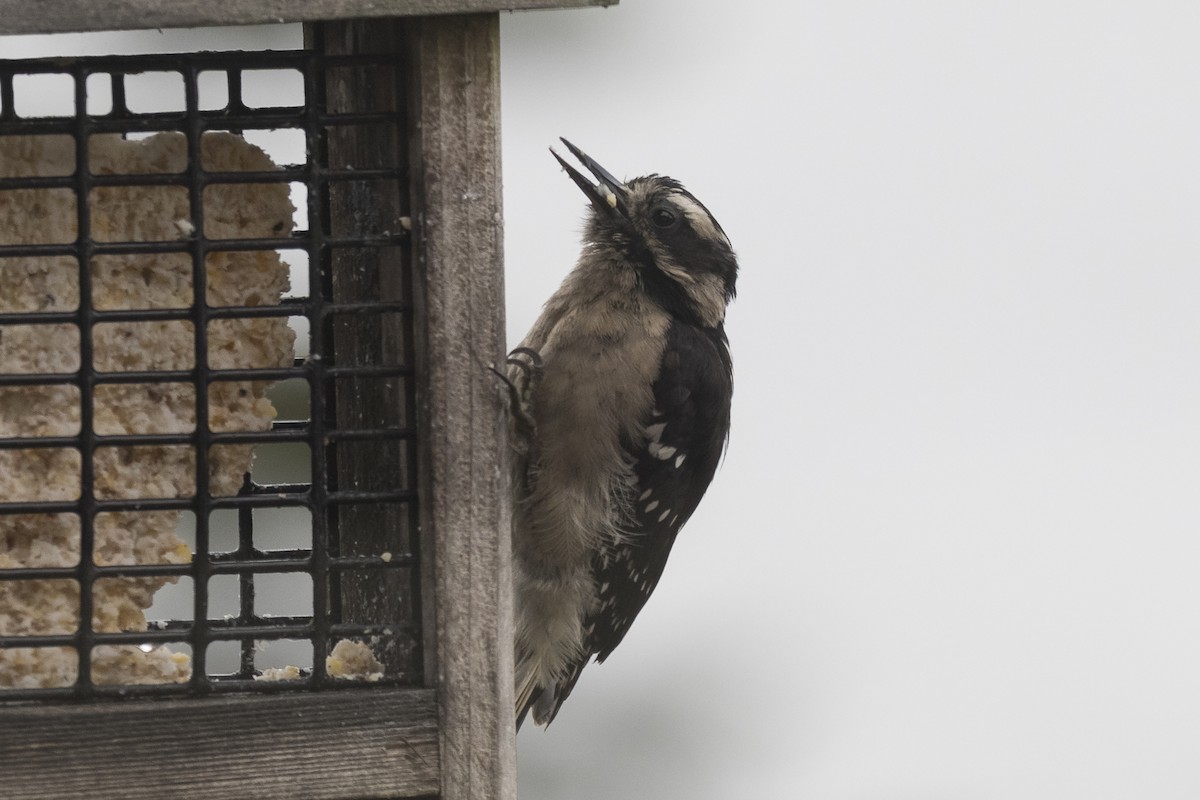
[0,2,612,798]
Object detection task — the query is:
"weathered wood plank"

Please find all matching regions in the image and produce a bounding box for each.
[0,0,615,37]
[407,12,516,800]
[0,688,439,799]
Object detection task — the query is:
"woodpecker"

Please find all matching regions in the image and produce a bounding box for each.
[508,139,737,728]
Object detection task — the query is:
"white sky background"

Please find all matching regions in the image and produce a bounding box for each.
[502,3,1200,799]
[2,3,1198,797]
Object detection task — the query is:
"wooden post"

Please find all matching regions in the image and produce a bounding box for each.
[407,14,516,800]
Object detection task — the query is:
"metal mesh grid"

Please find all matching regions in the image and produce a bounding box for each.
[0,47,421,700]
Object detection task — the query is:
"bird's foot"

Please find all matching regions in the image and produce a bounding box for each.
[491,347,543,454]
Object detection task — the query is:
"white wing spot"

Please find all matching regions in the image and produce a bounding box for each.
[670,514,679,526]
[658,508,671,522]
[674,454,686,468]
[645,500,659,513]
[639,489,653,501]
[649,442,677,460]
[600,581,610,594]
[645,422,666,442]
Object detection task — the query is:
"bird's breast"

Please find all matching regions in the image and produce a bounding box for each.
[516,297,671,559]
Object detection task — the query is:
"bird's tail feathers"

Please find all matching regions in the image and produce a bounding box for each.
[515,664,543,730]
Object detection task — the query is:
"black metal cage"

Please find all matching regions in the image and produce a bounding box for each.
[0,44,423,701]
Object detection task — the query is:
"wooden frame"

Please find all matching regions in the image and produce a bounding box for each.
[0,0,614,36]
[0,691,440,799]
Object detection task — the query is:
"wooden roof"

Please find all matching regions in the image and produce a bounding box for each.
[0,0,614,36]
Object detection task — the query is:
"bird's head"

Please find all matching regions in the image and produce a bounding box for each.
[552,139,738,329]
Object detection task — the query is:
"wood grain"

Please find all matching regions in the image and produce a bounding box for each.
[407,13,517,800]
[0,689,439,799]
[0,0,615,36]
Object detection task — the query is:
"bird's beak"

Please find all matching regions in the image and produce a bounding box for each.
[550,138,630,219]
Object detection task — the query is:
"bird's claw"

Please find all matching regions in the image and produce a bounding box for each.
[492,347,543,456]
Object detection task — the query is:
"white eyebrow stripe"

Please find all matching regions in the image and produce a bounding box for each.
[672,192,730,248]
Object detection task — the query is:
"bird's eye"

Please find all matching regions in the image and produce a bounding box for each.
[651,207,677,229]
